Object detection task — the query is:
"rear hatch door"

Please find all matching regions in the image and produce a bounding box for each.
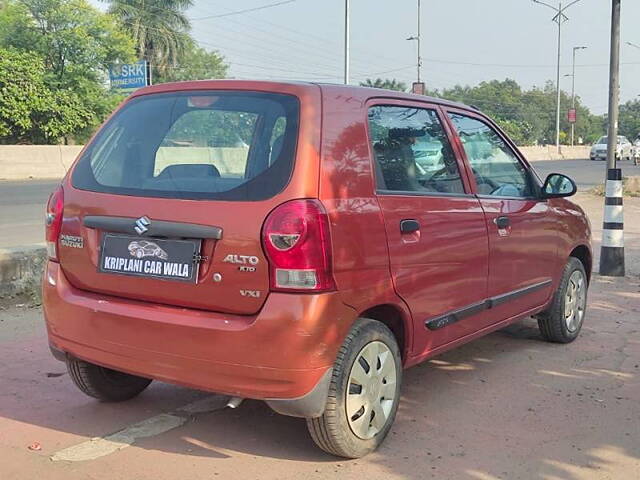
[58,89,300,315]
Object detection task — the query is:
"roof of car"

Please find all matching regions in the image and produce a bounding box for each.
[313,82,472,109]
[129,79,475,111]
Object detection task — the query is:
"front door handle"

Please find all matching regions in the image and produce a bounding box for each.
[494,216,510,229]
[400,219,420,234]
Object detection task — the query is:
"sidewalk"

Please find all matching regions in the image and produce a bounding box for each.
[571,192,640,277]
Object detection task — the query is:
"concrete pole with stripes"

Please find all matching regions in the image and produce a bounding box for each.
[599,0,624,277]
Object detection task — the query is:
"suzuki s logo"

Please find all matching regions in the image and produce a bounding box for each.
[134,216,150,235]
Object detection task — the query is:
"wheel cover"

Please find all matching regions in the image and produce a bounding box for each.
[345,341,397,440]
[564,270,587,333]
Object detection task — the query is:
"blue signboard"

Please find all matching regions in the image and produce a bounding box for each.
[109,60,148,90]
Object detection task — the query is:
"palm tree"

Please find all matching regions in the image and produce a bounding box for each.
[360,78,408,92]
[103,0,194,74]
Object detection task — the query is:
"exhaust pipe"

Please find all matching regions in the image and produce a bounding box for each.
[226,396,244,409]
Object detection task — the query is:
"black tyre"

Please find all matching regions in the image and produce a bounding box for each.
[66,357,152,402]
[306,318,402,458]
[537,257,588,343]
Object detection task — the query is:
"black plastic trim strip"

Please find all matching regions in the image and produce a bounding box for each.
[425,301,488,331]
[607,168,622,181]
[83,215,223,239]
[475,194,541,201]
[486,280,552,309]
[376,189,472,199]
[424,279,552,331]
[602,222,624,230]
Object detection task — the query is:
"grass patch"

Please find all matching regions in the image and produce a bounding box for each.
[589,176,640,197]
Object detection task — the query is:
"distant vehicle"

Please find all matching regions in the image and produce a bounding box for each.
[633,138,640,166]
[590,135,633,161]
[413,138,444,174]
[127,240,168,260]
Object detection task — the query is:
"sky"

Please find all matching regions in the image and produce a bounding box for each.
[93,0,640,114]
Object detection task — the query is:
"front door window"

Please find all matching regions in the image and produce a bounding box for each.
[447,113,533,197]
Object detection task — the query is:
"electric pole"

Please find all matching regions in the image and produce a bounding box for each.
[532,0,583,153]
[566,46,587,146]
[416,0,422,84]
[344,0,350,85]
[407,0,423,93]
[600,0,624,277]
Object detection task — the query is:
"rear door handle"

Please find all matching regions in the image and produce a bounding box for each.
[400,219,420,234]
[494,216,510,229]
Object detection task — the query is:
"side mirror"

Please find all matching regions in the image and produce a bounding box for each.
[542,173,577,198]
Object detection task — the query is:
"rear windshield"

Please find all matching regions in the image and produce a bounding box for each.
[72,91,299,200]
[596,136,626,145]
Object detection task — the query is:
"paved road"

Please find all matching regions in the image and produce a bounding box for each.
[0,159,638,248]
[532,158,638,189]
[0,179,58,248]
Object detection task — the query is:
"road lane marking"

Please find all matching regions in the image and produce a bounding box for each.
[51,395,228,462]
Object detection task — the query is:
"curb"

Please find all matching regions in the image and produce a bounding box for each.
[0,244,46,297]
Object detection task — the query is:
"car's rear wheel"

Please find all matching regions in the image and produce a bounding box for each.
[306,318,402,458]
[66,357,152,402]
[537,257,588,343]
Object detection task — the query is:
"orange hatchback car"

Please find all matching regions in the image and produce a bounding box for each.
[44,80,591,458]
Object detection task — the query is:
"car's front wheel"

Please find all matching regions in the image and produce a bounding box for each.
[537,257,588,343]
[306,318,402,458]
[67,357,152,402]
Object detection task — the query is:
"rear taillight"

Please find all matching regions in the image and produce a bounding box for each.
[262,199,336,292]
[45,185,64,261]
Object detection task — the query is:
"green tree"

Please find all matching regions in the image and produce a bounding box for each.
[155,45,227,83]
[0,0,136,142]
[619,99,640,141]
[2,0,134,84]
[104,0,193,75]
[0,48,92,143]
[360,78,408,92]
[428,79,604,145]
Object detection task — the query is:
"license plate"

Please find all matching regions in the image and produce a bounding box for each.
[99,234,201,283]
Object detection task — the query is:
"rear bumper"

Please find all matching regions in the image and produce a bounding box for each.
[43,261,355,416]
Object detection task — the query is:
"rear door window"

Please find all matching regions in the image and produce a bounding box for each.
[72,91,299,200]
[367,105,465,194]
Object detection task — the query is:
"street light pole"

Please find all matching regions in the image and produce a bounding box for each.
[555,5,562,152]
[344,0,350,85]
[417,0,422,84]
[406,0,423,85]
[600,0,624,277]
[569,46,587,146]
[532,0,583,153]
